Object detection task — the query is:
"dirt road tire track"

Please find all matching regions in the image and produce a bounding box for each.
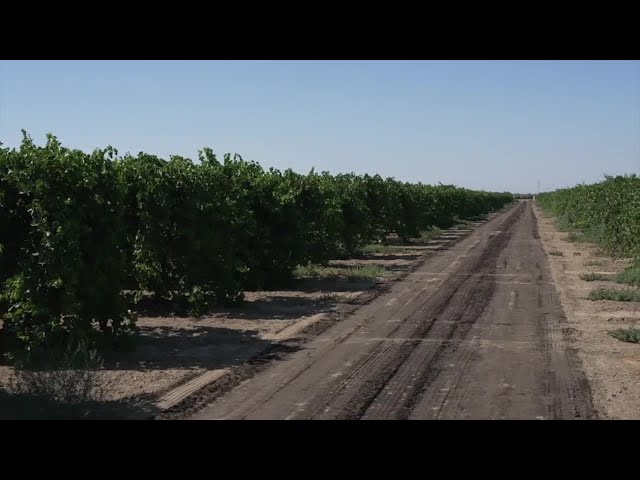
[190,201,596,420]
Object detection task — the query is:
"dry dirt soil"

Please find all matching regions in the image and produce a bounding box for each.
[533,206,640,419]
[0,221,458,419]
[5,200,636,420]
[190,201,600,420]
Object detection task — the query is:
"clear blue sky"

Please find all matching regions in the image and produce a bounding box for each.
[1,60,638,193]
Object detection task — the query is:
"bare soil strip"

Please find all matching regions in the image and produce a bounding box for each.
[533,206,640,419]
[191,201,595,420]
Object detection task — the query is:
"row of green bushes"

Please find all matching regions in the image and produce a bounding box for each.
[536,175,640,257]
[0,132,513,354]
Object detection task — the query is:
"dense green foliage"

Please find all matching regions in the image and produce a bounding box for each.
[0,134,134,355]
[1,132,513,352]
[536,175,640,257]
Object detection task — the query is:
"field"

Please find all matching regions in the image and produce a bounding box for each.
[190,202,596,420]
[2,134,639,419]
[0,134,511,418]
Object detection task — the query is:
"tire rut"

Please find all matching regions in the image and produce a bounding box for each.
[190,201,595,421]
[363,205,523,419]
[295,203,525,420]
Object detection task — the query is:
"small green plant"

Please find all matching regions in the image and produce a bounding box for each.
[7,341,106,418]
[588,288,640,302]
[465,214,487,222]
[579,272,612,282]
[453,218,473,226]
[416,227,443,243]
[613,265,640,287]
[549,250,564,256]
[361,244,390,255]
[608,327,640,343]
[346,264,385,281]
[361,244,411,255]
[294,263,385,281]
[318,293,352,303]
[567,232,587,243]
[294,264,341,279]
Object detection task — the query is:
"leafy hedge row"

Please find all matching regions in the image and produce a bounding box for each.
[0,132,513,353]
[536,175,640,256]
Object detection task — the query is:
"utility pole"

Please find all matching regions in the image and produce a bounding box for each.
[537,179,540,195]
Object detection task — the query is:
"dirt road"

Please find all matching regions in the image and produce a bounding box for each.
[191,201,596,420]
